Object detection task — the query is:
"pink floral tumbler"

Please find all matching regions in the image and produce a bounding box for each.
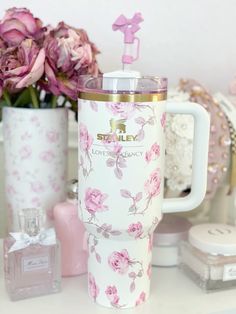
[78,14,210,309]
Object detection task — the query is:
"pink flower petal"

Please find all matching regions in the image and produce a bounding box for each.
[16,48,45,88]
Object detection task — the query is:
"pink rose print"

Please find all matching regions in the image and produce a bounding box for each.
[108,249,131,275]
[120,189,143,214]
[30,181,44,193]
[48,176,61,192]
[40,150,55,163]
[31,197,41,207]
[127,222,143,239]
[6,185,17,195]
[106,102,136,119]
[135,116,155,141]
[144,168,161,197]
[20,145,32,159]
[90,101,98,112]
[161,112,166,128]
[88,236,102,263]
[105,286,119,304]
[105,286,125,308]
[46,130,59,143]
[147,263,152,279]
[145,142,160,163]
[88,273,99,301]
[121,171,161,216]
[85,221,122,241]
[79,123,93,178]
[85,188,109,217]
[30,115,40,127]
[12,170,20,181]
[80,123,93,151]
[105,140,127,180]
[21,131,32,141]
[135,292,146,306]
[148,234,153,253]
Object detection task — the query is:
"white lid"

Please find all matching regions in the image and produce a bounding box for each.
[189,224,236,256]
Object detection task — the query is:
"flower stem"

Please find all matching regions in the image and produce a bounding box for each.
[29,85,39,108]
[51,95,58,108]
[3,90,12,107]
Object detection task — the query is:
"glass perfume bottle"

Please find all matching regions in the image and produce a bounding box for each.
[4,208,61,301]
[53,179,88,277]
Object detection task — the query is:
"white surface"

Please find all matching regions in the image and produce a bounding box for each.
[163,101,210,213]
[1,241,236,314]
[189,224,236,255]
[0,0,236,93]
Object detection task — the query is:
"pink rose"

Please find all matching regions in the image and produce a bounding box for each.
[147,263,152,279]
[0,7,45,46]
[40,150,55,163]
[148,234,153,252]
[85,188,108,214]
[145,142,160,163]
[0,79,3,98]
[19,145,32,159]
[46,130,59,143]
[105,285,119,304]
[88,273,99,300]
[106,102,136,119]
[135,292,146,306]
[127,222,143,239]
[0,39,45,92]
[79,124,93,151]
[31,181,44,193]
[151,143,160,156]
[145,150,152,163]
[108,249,130,274]
[144,169,161,197]
[42,22,100,100]
[161,112,166,128]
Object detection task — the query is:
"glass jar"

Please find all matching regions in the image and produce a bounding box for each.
[152,214,192,267]
[179,223,236,292]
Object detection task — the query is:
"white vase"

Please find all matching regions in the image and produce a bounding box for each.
[2,107,68,231]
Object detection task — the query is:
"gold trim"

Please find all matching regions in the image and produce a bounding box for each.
[79,92,167,102]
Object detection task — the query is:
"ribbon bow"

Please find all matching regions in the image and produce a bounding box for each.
[8,228,56,253]
[112,13,143,43]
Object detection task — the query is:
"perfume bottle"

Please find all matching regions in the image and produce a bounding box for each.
[53,179,88,277]
[4,208,61,301]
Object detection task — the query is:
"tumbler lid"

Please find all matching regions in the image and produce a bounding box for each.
[78,75,167,102]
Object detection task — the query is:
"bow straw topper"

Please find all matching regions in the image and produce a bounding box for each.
[112,12,144,70]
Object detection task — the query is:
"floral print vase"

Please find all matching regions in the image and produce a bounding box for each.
[3,107,68,231]
[78,99,165,308]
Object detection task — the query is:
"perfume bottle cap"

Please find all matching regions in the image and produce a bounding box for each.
[67,179,78,200]
[189,223,236,256]
[18,208,44,237]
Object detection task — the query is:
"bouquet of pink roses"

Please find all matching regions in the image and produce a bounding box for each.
[0,7,100,116]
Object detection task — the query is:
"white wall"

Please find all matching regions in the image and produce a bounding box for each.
[0,0,236,92]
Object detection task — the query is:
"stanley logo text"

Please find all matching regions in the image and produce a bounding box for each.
[97,119,138,142]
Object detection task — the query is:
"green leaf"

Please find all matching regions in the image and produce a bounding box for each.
[0,99,8,122]
[13,88,31,107]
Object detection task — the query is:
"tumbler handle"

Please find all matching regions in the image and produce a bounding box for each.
[163,101,210,213]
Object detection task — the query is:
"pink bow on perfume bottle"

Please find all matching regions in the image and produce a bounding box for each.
[112,13,143,43]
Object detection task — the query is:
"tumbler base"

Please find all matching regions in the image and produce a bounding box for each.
[87,235,152,308]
